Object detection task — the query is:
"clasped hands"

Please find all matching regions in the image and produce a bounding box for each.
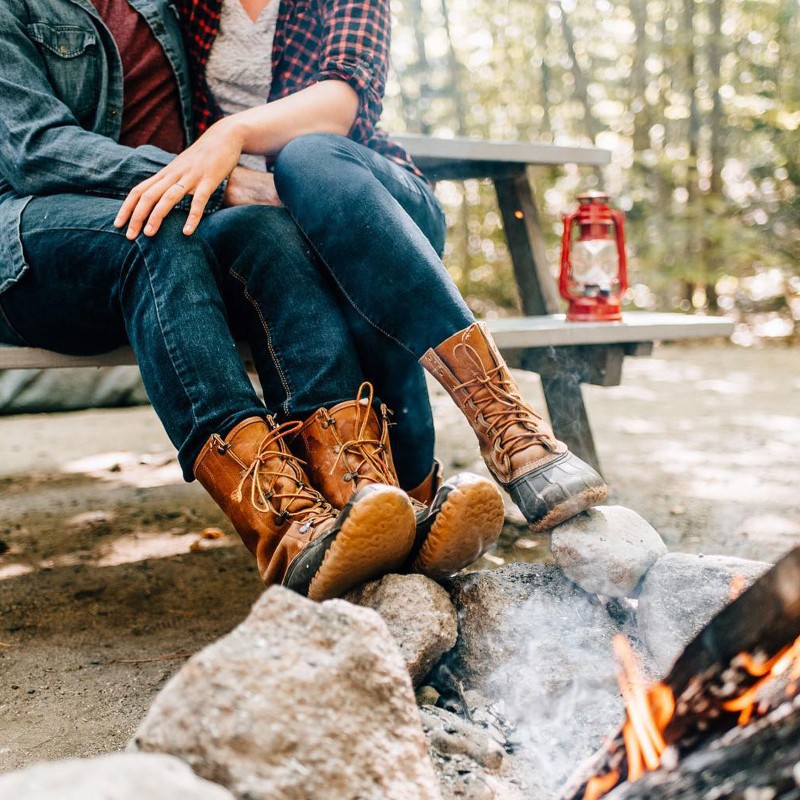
[114,118,282,240]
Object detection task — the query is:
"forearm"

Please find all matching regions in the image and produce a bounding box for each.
[222,80,359,157]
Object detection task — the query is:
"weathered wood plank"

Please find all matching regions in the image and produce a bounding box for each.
[0,314,733,371]
[488,313,734,349]
[393,134,612,167]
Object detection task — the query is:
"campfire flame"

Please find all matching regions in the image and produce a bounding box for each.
[721,634,800,725]
[583,634,800,800]
[583,636,674,800]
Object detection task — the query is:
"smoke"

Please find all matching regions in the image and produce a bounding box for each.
[483,588,628,798]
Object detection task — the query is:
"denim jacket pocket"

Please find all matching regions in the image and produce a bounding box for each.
[26,23,100,120]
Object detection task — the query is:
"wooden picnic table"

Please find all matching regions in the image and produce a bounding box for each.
[0,135,734,474]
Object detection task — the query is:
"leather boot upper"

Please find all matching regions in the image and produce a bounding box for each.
[420,322,567,485]
[193,416,337,586]
[293,382,400,509]
[407,459,443,506]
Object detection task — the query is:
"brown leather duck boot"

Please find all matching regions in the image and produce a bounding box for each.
[406,460,505,579]
[420,322,608,531]
[194,416,416,601]
[293,383,504,579]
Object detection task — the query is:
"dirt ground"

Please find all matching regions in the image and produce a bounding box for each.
[1,342,799,773]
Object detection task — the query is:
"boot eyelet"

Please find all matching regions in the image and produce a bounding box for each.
[333,445,341,453]
[343,473,352,482]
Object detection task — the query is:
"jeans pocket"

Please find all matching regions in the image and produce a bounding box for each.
[26,23,100,121]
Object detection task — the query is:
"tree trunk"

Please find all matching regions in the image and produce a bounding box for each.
[630,0,650,153]
[707,0,724,196]
[558,3,599,143]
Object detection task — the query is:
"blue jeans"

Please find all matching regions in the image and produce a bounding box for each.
[273,133,475,485]
[0,195,368,479]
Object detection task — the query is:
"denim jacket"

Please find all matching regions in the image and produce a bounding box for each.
[0,0,224,294]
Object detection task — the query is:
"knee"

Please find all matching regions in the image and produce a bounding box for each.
[129,213,220,286]
[274,133,365,197]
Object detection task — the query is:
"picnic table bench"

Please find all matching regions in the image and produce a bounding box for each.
[0,135,734,473]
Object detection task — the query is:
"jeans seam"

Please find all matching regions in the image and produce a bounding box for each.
[228,268,294,416]
[133,238,200,432]
[282,205,418,360]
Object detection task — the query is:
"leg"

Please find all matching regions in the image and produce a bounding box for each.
[273,133,474,358]
[0,194,265,478]
[274,135,607,529]
[274,135,462,488]
[197,205,365,418]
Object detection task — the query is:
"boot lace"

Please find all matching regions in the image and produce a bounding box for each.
[452,343,558,462]
[330,382,397,487]
[233,419,333,529]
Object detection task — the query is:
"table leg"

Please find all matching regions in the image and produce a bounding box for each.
[494,169,562,316]
[539,368,602,474]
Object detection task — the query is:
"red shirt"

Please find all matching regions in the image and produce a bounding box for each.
[175,0,423,179]
[91,0,186,154]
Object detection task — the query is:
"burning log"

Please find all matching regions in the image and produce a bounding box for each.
[561,546,800,800]
[607,695,800,799]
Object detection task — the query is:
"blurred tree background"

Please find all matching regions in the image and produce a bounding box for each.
[381,0,800,342]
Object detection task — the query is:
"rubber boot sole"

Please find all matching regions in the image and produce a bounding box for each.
[413,479,505,580]
[526,483,608,533]
[306,486,416,601]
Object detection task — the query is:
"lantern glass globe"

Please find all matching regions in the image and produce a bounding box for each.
[570,239,619,296]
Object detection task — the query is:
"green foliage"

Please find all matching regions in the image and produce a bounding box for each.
[383,0,800,314]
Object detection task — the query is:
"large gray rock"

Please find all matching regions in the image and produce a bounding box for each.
[346,574,457,686]
[132,586,441,800]
[551,506,667,598]
[0,753,234,800]
[444,564,626,797]
[637,553,771,673]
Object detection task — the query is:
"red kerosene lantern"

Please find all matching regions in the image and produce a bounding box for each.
[559,191,628,321]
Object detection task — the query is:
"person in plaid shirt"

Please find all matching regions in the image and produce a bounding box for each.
[117,0,607,567]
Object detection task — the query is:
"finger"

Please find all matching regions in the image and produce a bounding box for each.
[115,175,161,228]
[142,181,192,237]
[182,179,216,235]
[125,177,179,239]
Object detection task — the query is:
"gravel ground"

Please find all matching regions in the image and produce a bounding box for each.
[0,342,798,772]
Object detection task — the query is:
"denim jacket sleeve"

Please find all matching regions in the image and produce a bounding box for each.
[0,1,224,210]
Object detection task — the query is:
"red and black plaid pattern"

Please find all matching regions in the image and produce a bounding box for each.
[175,0,422,178]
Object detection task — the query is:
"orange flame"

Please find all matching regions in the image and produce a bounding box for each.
[721,635,800,724]
[582,634,800,800]
[582,637,675,800]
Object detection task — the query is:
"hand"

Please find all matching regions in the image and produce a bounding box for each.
[114,118,246,239]
[223,167,283,207]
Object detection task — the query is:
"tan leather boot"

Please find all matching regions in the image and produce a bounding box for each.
[420,322,608,531]
[194,416,416,600]
[291,383,399,508]
[406,460,505,579]
[294,383,504,579]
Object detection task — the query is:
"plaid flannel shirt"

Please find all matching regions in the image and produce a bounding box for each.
[175,0,423,179]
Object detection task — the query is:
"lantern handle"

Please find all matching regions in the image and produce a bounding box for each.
[559,209,580,302]
[610,209,629,296]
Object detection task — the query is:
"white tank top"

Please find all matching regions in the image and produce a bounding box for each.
[206,0,280,172]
